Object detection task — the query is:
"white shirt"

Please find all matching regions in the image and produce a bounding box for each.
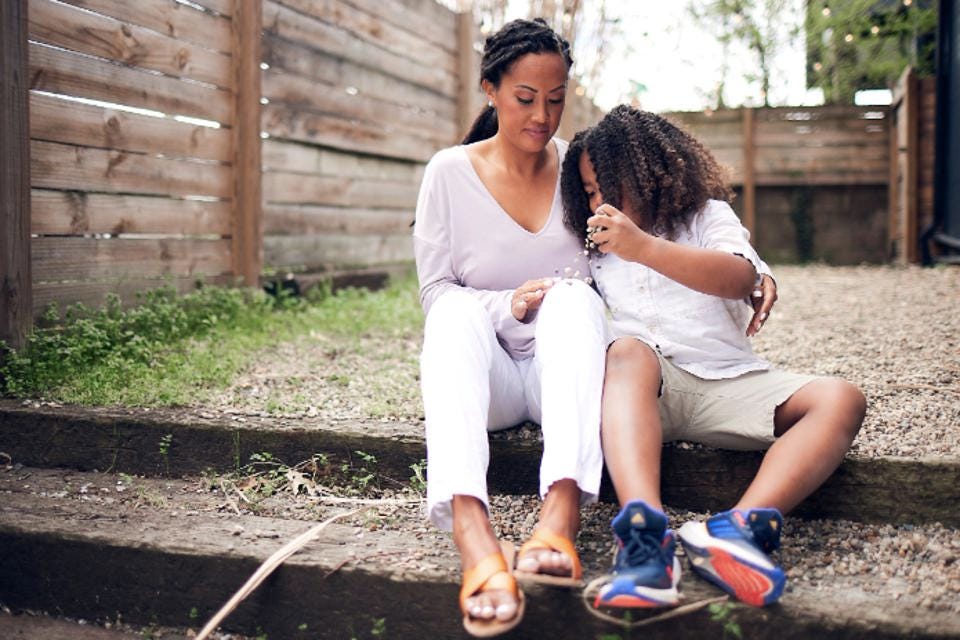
[592,199,772,379]
[413,139,583,359]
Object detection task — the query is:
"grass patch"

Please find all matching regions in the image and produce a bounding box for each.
[0,273,422,407]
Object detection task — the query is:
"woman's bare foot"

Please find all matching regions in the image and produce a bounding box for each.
[516,479,581,576]
[453,495,520,623]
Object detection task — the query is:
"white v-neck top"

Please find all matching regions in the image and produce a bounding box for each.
[413,139,583,359]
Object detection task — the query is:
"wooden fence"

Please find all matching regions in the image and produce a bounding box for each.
[665,105,892,240]
[0,0,603,349]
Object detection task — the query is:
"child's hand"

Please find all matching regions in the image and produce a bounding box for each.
[511,277,558,321]
[587,204,652,263]
[746,274,778,336]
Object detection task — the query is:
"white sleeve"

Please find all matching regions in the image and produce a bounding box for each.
[697,200,774,281]
[412,154,524,333]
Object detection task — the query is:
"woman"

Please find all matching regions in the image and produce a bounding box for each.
[414,19,777,636]
[414,18,607,637]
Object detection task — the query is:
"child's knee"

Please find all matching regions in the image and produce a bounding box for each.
[606,338,660,376]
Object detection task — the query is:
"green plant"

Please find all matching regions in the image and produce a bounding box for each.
[408,459,427,494]
[371,616,386,637]
[709,601,743,639]
[188,606,199,620]
[158,433,173,474]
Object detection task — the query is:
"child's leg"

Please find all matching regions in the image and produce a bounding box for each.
[736,378,866,513]
[593,339,682,609]
[601,338,664,509]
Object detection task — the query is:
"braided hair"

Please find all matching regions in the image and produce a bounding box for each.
[461,18,573,144]
[561,105,734,246]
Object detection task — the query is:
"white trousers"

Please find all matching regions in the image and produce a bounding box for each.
[421,279,608,530]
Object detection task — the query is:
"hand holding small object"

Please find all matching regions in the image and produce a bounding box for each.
[511,277,558,321]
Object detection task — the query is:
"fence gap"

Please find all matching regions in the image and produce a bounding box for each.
[0,0,32,350]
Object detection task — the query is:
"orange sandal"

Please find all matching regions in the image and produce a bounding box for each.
[460,541,526,638]
[515,528,583,587]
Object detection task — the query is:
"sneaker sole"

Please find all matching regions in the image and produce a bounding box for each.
[594,557,682,609]
[678,523,785,607]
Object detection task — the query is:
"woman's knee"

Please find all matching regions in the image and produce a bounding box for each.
[539,279,604,321]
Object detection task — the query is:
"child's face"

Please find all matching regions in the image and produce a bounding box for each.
[579,151,643,224]
[578,151,603,213]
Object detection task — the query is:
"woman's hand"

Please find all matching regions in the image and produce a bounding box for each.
[586,204,652,263]
[746,273,778,336]
[511,278,558,321]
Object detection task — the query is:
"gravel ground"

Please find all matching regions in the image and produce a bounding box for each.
[205,264,960,459]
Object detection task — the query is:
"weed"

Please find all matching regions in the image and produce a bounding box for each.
[709,601,743,639]
[408,459,427,494]
[188,606,199,620]
[371,616,386,637]
[158,433,173,474]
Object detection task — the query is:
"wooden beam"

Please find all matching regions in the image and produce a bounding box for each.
[231,0,263,287]
[741,107,756,241]
[0,0,32,351]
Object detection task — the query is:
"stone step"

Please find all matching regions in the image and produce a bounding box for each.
[3,401,959,528]
[1,467,958,639]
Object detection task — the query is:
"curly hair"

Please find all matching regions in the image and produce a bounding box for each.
[561,105,734,246]
[462,18,574,144]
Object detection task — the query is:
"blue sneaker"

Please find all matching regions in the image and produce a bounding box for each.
[594,500,681,609]
[677,508,786,607]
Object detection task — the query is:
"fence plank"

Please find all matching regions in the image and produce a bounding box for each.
[58,0,232,52]
[262,0,457,96]
[32,189,231,236]
[341,0,457,53]
[262,71,457,146]
[32,274,234,317]
[32,237,232,282]
[29,42,233,123]
[1,0,32,350]
[263,233,412,270]
[32,140,233,198]
[262,104,437,163]
[275,0,455,73]
[231,0,264,287]
[29,0,232,88]
[30,92,231,162]
[262,139,423,182]
[264,204,412,235]
[262,36,457,114]
[263,172,419,208]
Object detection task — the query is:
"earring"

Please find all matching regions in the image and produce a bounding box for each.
[487,100,494,108]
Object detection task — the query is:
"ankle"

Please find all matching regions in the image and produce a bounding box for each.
[538,479,581,539]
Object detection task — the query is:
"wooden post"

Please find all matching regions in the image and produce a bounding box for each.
[898,67,919,264]
[231,0,263,287]
[888,102,900,260]
[741,107,756,241]
[0,0,32,350]
[456,11,481,143]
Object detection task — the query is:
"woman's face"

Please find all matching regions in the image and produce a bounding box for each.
[484,52,568,153]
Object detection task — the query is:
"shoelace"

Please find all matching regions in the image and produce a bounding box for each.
[623,527,665,566]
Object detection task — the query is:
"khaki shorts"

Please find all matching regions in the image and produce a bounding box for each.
[654,350,818,451]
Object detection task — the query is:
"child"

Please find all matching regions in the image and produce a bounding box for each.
[560,106,866,608]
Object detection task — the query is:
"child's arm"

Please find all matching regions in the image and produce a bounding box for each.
[587,204,756,300]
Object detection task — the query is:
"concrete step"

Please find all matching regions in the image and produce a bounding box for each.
[2,401,959,528]
[2,467,958,639]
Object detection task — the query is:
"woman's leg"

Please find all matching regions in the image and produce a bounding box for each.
[735,378,866,513]
[600,338,664,510]
[517,280,608,574]
[421,290,528,620]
